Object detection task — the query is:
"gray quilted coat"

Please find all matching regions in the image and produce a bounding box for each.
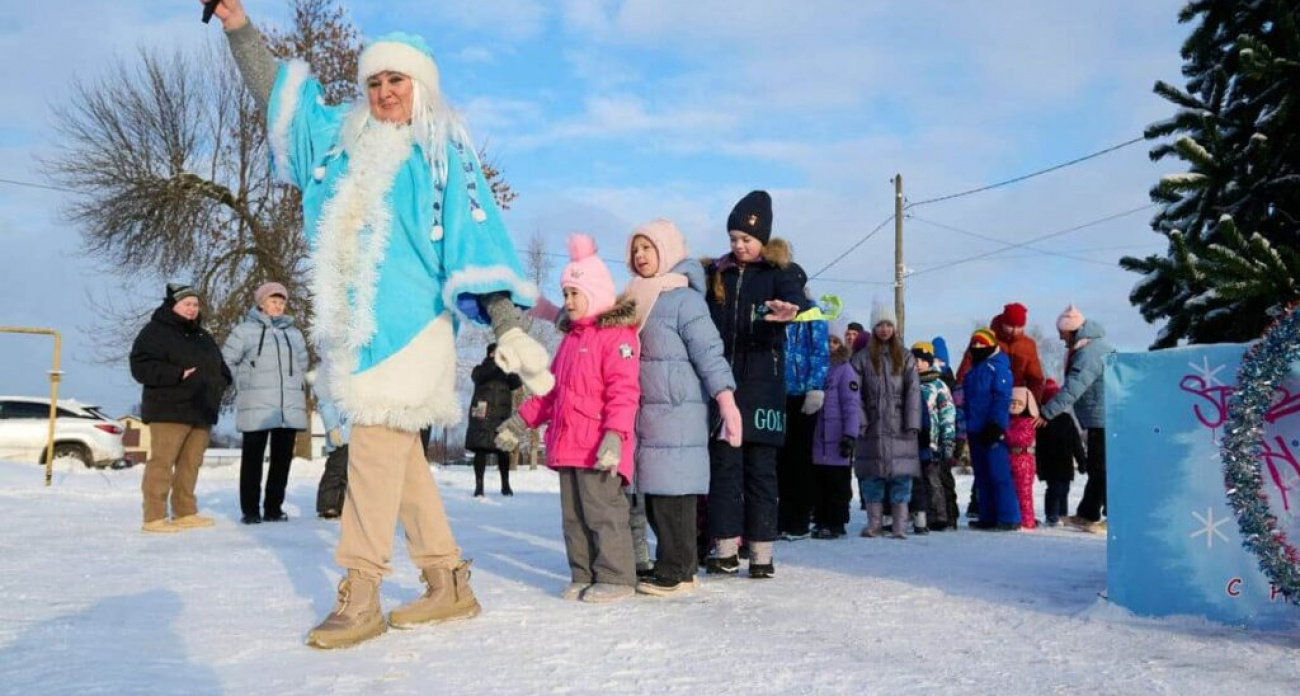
[633,259,736,495]
[850,340,922,480]
[221,308,309,433]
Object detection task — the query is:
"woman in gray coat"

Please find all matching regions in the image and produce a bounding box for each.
[623,220,742,596]
[222,282,310,524]
[851,302,921,539]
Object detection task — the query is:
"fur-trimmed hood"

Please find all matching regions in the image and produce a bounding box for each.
[558,297,638,333]
[830,342,852,365]
[700,235,793,272]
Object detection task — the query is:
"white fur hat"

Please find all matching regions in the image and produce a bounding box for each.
[870,301,897,329]
[357,32,440,95]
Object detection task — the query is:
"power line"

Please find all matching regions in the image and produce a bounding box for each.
[904,136,1146,210]
[808,213,894,280]
[909,215,1121,267]
[906,243,1165,269]
[0,177,74,194]
[811,277,894,286]
[807,135,1147,280]
[905,203,1157,279]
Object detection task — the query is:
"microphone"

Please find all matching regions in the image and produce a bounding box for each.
[201,0,219,24]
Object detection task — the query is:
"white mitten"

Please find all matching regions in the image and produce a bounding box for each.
[493,328,555,395]
[494,415,528,453]
[595,431,622,474]
[801,390,825,415]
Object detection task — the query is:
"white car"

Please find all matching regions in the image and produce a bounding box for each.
[0,396,126,468]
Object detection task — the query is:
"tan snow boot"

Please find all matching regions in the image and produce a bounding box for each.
[388,559,482,629]
[172,514,215,529]
[142,519,182,534]
[860,503,884,538]
[891,503,909,539]
[306,571,387,649]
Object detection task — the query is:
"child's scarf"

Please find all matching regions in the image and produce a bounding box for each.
[623,220,690,333]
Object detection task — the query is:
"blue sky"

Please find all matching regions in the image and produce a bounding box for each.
[0,0,1190,417]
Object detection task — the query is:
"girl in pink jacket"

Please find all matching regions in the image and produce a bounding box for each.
[495,234,642,603]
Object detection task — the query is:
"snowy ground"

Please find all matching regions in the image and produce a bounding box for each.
[0,458,1296,696]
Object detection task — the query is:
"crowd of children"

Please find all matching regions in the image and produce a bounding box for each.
[307,190,1104,603]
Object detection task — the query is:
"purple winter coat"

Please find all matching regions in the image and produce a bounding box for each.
[812,358,862,466]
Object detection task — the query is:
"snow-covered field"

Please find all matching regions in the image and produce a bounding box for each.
[0,458,1295,696]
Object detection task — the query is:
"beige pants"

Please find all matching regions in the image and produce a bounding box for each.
[142,423,210,523]
[336,425,461,578]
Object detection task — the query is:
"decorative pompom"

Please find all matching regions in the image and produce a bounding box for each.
[568,233,598,261]
[472,208,488,223]
[313,166,327,182]
[430,225,444,241]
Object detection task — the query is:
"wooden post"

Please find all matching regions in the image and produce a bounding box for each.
[0,327,62,486]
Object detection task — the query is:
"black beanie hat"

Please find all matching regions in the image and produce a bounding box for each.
[166,283,199,304]
[727,190,773,244]
[847,322,865,333]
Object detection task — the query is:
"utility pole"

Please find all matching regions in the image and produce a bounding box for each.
[893,174,905,338]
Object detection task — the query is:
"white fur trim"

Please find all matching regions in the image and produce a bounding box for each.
[358,42,440,96]
[442,265,540,321]
[328,314,462,431]
[270,60,312,186]
[311,122,413,355]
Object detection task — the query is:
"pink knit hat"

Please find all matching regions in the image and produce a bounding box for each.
[626,219,689,277]
[1011,386,1039,419]
[1057,304,1085,333]
[254,282,289,306]
[561,234,616,320]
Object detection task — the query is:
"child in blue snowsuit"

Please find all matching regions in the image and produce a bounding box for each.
[962,328,1020,530]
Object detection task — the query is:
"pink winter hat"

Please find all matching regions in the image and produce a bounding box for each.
[1011,386,1039,419]
[1057,304,1085,333]
[626,219,689,277]
[561,234,616,320]
[254,282,289,306]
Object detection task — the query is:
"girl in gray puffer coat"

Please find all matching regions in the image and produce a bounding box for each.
[623,220,743,596]
[222,282,309,524]
[852,302,921,539]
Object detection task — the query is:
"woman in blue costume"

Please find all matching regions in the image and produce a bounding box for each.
[208,0,554,649]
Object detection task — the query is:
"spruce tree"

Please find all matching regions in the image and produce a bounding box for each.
[1121,0,1299,347]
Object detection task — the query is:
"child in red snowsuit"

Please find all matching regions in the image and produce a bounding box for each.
[1006,386,1039,530]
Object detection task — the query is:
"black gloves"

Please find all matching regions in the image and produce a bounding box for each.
[979,422,1005,446]
[839,436,855,459]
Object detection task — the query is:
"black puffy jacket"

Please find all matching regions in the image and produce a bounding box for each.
[703,238,808,446]
[130,303,232,426]
[464,355,522,452]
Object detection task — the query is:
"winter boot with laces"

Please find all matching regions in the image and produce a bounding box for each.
[388,560,482,628]
[306,571,386,649]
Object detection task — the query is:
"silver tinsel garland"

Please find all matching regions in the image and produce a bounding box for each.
[1220,302,1300,605]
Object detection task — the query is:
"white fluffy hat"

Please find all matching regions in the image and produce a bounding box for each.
[357,32,440,94]
[870,301,897,328]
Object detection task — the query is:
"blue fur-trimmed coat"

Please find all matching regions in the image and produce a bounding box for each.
[267,61,536,432]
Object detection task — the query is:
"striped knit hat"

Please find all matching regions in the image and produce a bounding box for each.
[970,327,998,349]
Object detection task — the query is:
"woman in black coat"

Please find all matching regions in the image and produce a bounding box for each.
[129,283,232,533]
[464,343,522,497]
